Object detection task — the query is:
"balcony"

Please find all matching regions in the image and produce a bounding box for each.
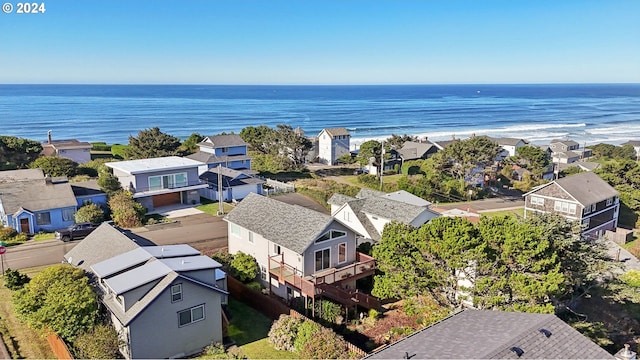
[268,252,378,308]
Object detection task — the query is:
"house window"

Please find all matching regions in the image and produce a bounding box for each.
[338,243,347,263]
[178,304,205,327]
[530,196,544,206]
[221,147,228,153]
[273,244,281,255]
[248,232,254,244]
[606,198,613,206]
[230,223,241,237]
[315,248,330,272]
[171,284,182,303]
[554,201,576,214]
[148,172,188,191]
[62,208,75,222]
[584,204,596,215]
[582,218,590,228]
[36,212,51,225]
[260,265,267,281]
[315,230,347,243]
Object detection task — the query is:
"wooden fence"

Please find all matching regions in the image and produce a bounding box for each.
[46,333,73,360]
[227,276,367,357]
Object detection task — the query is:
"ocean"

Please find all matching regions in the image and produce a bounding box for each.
[1,84,639,147]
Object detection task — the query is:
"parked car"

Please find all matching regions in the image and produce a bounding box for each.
[55,223,97,242]
[354,168,369,175]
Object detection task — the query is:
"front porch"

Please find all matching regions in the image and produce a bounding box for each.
[268,252,380,310]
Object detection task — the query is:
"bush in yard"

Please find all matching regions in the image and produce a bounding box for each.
[294,320,322,352]
[299,326,351,359]
[313,299,343,325]
[12,264,98,341]
[30,156,78,177]
[3,268,30,290]
[108,190,145,228]
[211,251,234,271]
[230,251,259,283]
[245,281,262,292]
[267,314,303,351]
[0,226,18,242]
[74,203,105,224]
[73,324,123,359]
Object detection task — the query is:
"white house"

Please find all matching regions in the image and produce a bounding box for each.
[317,128,351,165]
[41,131,92,164]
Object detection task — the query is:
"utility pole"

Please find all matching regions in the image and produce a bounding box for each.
[379,141,385,191]
[217,164,224,216]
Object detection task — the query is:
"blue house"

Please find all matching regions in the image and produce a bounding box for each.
[185,134,252,172]
[71,179,108,208]
[0,169,78,234]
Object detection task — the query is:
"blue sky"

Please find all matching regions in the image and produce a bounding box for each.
[1,0,639,84]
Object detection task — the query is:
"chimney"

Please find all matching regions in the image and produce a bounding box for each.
[47,130,52,144]
[615,344,637,360]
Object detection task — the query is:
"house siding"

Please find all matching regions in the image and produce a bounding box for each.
[302,223,357,276]
[75,194,108,208]
[121,280,161,311]
[128,280,223,359]
[55,148,91,164]
[318,131,350,165]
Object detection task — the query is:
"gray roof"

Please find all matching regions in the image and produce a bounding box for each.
[0,169,77,214]
[200,167,265,188]
[327,193,356,206]
[557,161,601,172]
[495,137,528,146]
[359,196,429,224]
[198,134,247,149]
[224,193,334,254]
[553,171,618,206]
[398,141,437,160]
[64,223,147,271]
[185,151,251,165]
[42,139,92,149]
[622,140,640,147]
[356,188,386,199]
[319,127,350,138]
[71,179,104,197]
[551,139,580,147]
[366,309,614,359]
[105,259,171,294]
[380,190,431,207]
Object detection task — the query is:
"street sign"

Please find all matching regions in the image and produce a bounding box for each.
[0,246,6,255]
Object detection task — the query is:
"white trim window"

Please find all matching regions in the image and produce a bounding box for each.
[584,203,596,215]
[260,265,267,281]
[178,304,205,327]
[230,223,241,237]
[148,172,188,191]
[554,200,576,214]
[315,248,330,272]
[171,284,182,303]
[530,196,544,206]
[582,218,590,228]
[36,212,51,225]
[315,230,347,243]
[62,208,76,222]
[248,231,254,244]
[338,243,347,263]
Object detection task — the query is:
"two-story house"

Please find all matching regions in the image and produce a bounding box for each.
[64,223,228,359]
[317,128,351,165]
[0,169,78,234]
[493,137,529,159]
[186,134,252,172]
[328,189,440,243]
[41,131,92,164]
[224,193,380,312]
[549,139,592,164]
[524,171,619,239]
[105,156,208,212]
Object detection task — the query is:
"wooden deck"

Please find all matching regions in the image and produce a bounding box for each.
[268,252,380,310]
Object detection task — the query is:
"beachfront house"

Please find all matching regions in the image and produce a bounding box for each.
[524,171,619,239]
[317,128,351,165]
[105,156,208,213]
[397,140,439,163]
[328,189,440,243]
[40,131,92,164]
[64,224,228,359]
[0,169,78,234]
[185,134,252,173]
[549,139,592,164]
[224,193,380,311]
[366,309,614,359]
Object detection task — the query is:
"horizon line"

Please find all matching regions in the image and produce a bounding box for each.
[2,82,640,87]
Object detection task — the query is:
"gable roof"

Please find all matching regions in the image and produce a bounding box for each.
[550,139,580,147]
[319,128,350,138]
[494,137,528,146]
[366,309,613,359]
[185,151,251,165]
[0,169,77,214]
[198,134,247,149]
[42,139,92,150]
[525,172,618,206]
[224,193,334,254]
[105,156,202,175]
[380,190,432,207]
[71,179,105,197]
[199,167,265,188]
[397,141,437,160]
[63,223,152,271]
[622,140,640,147]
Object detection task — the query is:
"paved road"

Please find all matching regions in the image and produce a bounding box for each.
[433,195,524,213]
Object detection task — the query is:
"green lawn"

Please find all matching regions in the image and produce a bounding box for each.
[32,232,55,241]
[226,299,299,359]
[197,198,235,216]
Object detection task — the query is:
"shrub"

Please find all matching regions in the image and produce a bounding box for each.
[4,268,30,290]
[30,156,78,177]
[245,281,262,292]
[267,314,303,351]
[75,203,105,224]
[299,327,351,359]
[294,320,322,352]
[73,324,123,359]
[4,233,27,246]
[314,299,343,325]
[0,226,18,242]
[201,342,228,359]
[211,251,234,270]
[230,252,259,283]
[621,270,640,288]
[108,191,145,228]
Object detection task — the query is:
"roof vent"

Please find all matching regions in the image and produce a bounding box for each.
[539,328,552,338]
[510,347,524,357]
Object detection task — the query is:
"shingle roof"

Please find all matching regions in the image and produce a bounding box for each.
[71,180,104,197]
[198,134,247,149]
[63,223,147,271]
[380,190,431,207]
[553,171,619,206]
[327,193,356,206]
[0,169,78,214]
[224,193,333,254]
[359,196,429,223]
[622,140,640,147]
[495,137,527,146]
[398,141,436,160]
[366,309,614,359]
[551,139,580,147]
[185,151,252,165]
[200,167,265,188]
[319,128,350,138]
[42,139,92,149]
[356,188,386,199]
